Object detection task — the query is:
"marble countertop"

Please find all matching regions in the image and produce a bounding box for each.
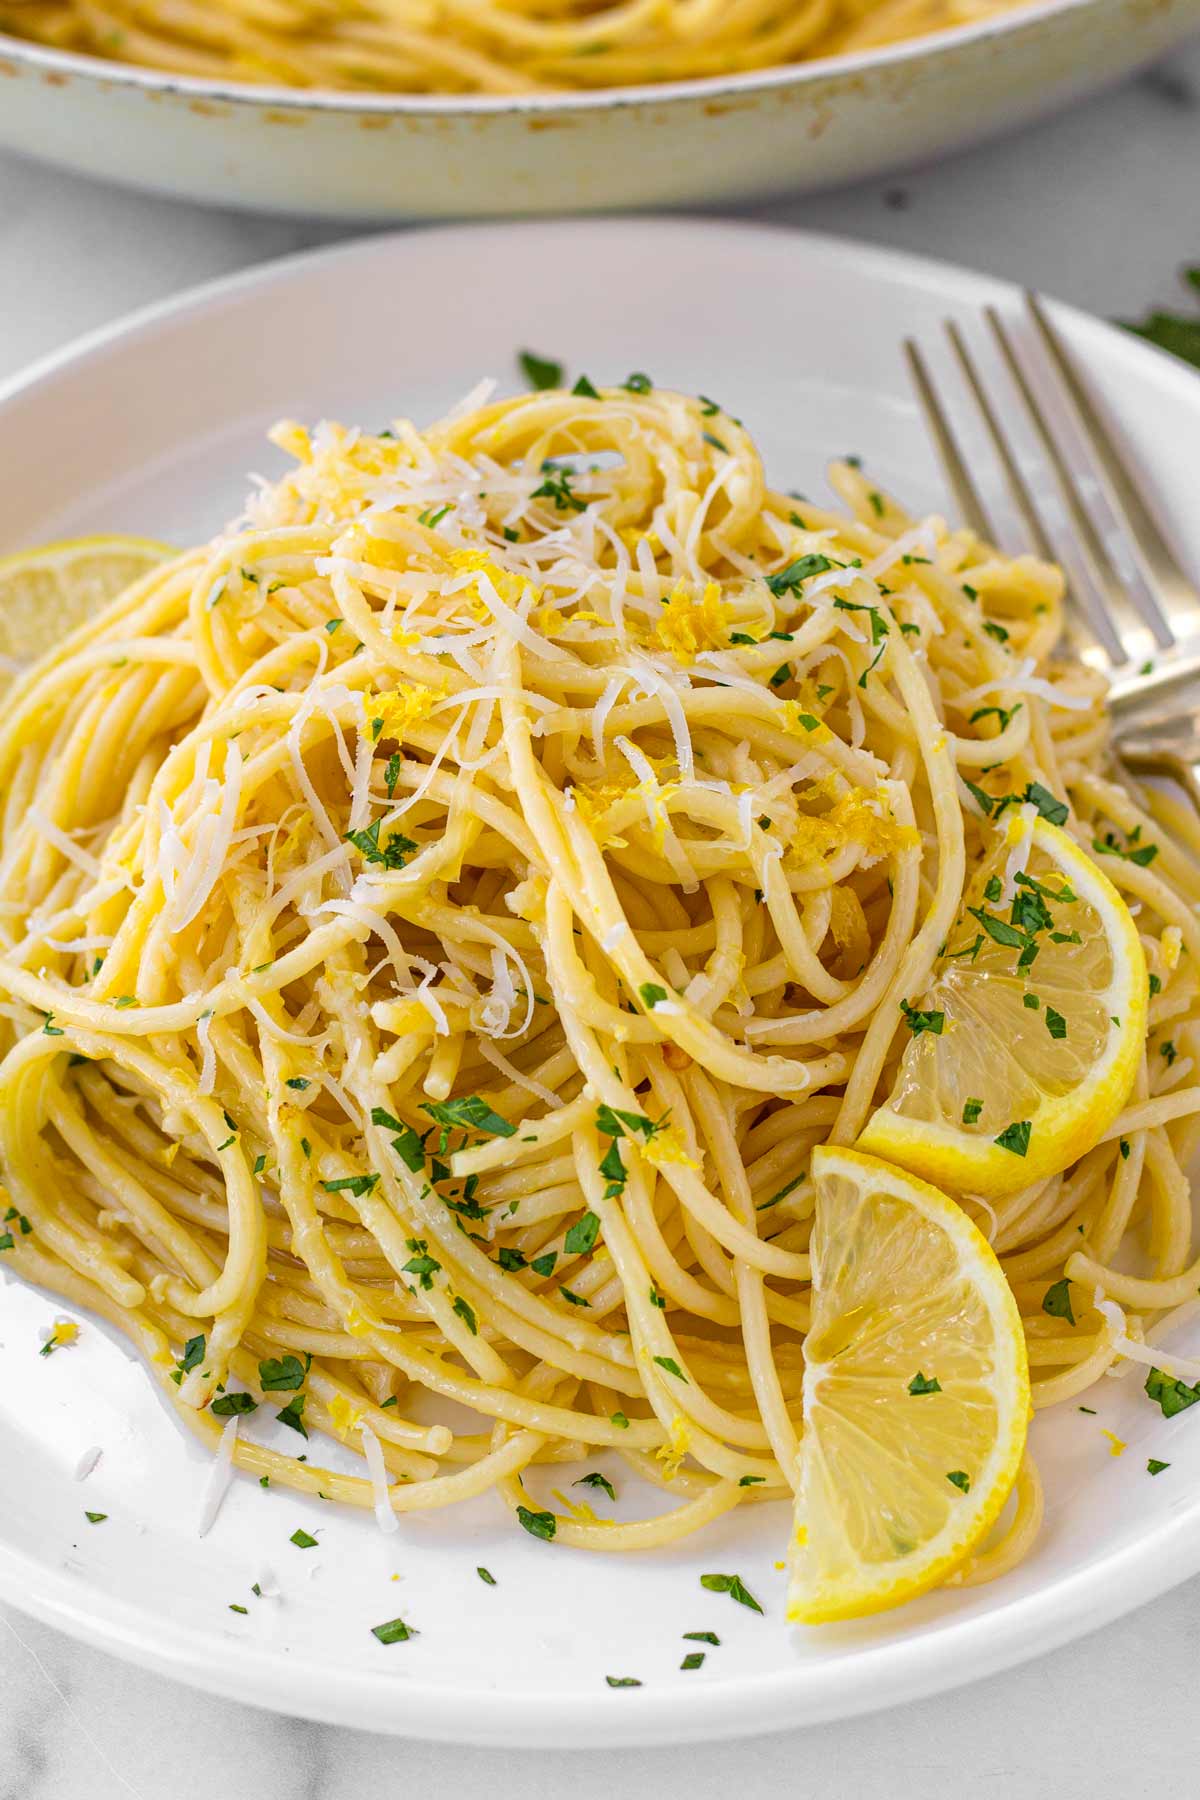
[3,41,1200,1797]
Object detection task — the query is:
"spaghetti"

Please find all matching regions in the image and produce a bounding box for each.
[0,0,1038,94]
[2,379,1199,1578]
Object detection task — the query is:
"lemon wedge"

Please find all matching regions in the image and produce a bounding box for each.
[788,1145,1029,1624]
[858,815,1146,1198]
[0,535,172,684]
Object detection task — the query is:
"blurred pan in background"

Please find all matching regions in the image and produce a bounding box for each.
[0,0,1197,219]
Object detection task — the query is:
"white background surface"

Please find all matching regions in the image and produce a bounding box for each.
[2,40,1200,1795]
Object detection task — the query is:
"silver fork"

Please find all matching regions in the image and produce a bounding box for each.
[905,294,1200,804]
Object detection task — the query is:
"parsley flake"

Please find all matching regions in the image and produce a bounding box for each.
[519,350,563,390]
[1042,1278,1076,1325]
[995,1119,1032,1157]
[516,1505,556,1541]
[1145,1366,1200,1417]
[699,1573,763,1613]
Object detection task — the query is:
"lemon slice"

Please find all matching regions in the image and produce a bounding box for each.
[0,536,172,681]
[857,815,1146,1198]
[788,1145,1029,1624]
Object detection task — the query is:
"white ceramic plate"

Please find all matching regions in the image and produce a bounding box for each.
[2,218,1200,1747]
[1,0,1199,219]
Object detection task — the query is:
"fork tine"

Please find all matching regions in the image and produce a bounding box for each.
[903,338,996,543]
[985,306,1164,668]
[943,322,1056,563]
[1025,292,1200,644]
[941,320,1106,669]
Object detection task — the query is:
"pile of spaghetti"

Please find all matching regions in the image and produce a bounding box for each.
[0,0,1033,92]
[3,380,1200,1564]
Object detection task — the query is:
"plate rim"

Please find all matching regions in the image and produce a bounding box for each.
[0,0,1104,116]
[2,214,1199,1745]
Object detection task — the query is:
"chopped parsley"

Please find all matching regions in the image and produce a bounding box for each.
[605,1676,642,1688]
[759,1174,804,1211]
[516,1505,556,1541]
[276,1393,308,1436]
[289,1528,318,1549]
[532,464,586,514]
[899,998,944,1037]
[258,1354,308,1391]
[907,1372,941,1395]
[403,1240,441,1290]
[969,702,1020,731]
[622,371,653,393]
[1121,274,1200,370]
[345,818,417,869]
[211,1391,258,1417]
[84,1510,108,1523]
[683,1630,720,1645]
[518,349,564,390]
[421,1095,515,1137]
[699,1573,763,1613]
[452,1296,478,1335]
[995,1119,1032,1157]
[653,1355,688,1382]
[1092,829,1158,867]
[946,1471,971,1493]
[1042,1278,1076,1325]
[968,907,1028,951]
[1147,1459,1170,1476]
[638,982,669,1009]
[681,1652,706,1670]
[175,1333,207,1382]
[962,1097,983,1125]
[477,1566,497,1585]
[965,779,997,817]
[765,553,832,597]
[371,1616,416,1644]
[575,1471,616,1502]
[320,1173,379,1197]
[572,374,600,398]
[1045,1006,1067,1040]
[833,596,889,643]
[598,1139,626,1198]
[595,1104,664,1141]
[564,1211,601,1256]
[1023,782,1068,827]
[1145,1366,1200,1417]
